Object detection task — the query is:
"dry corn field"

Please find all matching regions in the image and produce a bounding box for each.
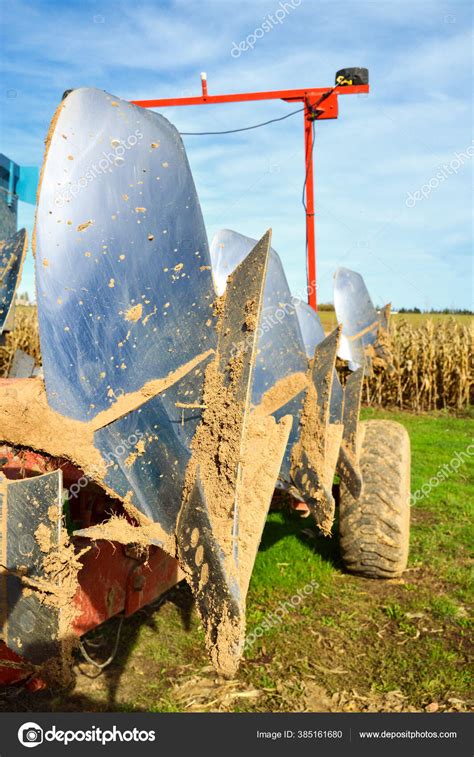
[0,305,41,377]
[365,317,473,411]
[1,307,472,411]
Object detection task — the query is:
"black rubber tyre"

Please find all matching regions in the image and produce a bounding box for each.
[339,420,410,578]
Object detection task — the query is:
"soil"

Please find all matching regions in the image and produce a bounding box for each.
[253,372,308,417]
[124,304,143,323]
[0,349,213,482]
[237,412,292,598]
[36,532,89,688]
[0,378,106,479]
[91,348,214,431]
[290,382,335,535]
[78,497,176,556]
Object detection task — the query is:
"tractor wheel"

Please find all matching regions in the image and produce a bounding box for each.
[338,420,410,578]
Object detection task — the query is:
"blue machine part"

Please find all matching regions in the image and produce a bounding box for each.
[17,165,39,206]
[0,154,39,207]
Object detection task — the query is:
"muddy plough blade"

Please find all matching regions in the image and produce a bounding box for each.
[0,229,27,335]
[293,299,363,499]
[293,299,343,423]
[337,369,364,497]
[177,231,291,675]
[290,327,342,531]
[0,471,64,665]
[211,229,309,478]
[33,87,217,536]
[177,473,242,668]
[211,230,343,532]
[35,87,215,423]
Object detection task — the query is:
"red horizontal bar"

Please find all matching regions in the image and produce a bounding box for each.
[131,84,369,109]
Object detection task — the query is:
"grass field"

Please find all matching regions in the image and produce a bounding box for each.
[3,408,472,713]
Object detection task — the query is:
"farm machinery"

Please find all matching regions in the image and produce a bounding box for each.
[0,71,410,690]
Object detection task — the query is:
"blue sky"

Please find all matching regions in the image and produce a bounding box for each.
[1,0,472,309]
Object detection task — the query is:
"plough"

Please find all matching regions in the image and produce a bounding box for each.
[0,71,410,689]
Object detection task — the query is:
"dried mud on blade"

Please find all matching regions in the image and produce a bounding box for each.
[290,327,342,533]
[178,232,292,677]
[294,300,362,499]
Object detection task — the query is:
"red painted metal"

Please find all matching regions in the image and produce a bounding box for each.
[131,77,368,311]
[0,642,45,690]
[0,539,181,687]
[304,101,317,310]
[0,432,182,687]
[131,83,368,109]
[72,540,181,636]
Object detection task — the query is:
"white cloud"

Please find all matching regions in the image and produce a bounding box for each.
[8,0,473,309]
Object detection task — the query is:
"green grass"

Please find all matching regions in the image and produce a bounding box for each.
[362,408,474,593]
[4,409,472,713]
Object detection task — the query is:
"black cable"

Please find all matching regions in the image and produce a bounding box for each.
[178,88,338,281]
[179,106,304,135]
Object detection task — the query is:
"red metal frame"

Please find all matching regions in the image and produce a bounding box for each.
[132,74,369,310]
